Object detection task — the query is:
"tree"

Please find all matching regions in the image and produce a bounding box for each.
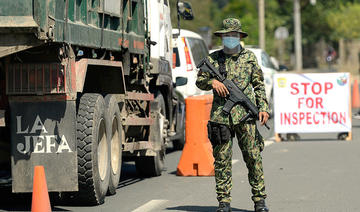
[169,0,360,67]
[212,0,229,9]
[169,0,220,33]
[219,0,258,46]
[327,3,360,40]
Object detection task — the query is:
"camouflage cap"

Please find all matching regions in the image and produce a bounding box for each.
[214,18,248,38]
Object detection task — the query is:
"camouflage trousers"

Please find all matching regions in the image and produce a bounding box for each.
[213,120,266,203]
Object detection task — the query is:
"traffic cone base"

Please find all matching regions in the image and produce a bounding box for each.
[177,141,215,176]
[177,95,215,176]
[31,166,51,212]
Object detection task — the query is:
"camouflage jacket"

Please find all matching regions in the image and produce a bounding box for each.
[196,48,269,126]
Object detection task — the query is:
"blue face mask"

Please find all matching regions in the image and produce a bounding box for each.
[222,36,240,49]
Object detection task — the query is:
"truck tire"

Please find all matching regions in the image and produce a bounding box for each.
[337,132,348,140]
[173,132,185,150]
[286,133,300,141]
[76,93,110,205]
[135,150,165,177]
[104,95,123,195]
[173,102,186,150]
[135,93,166,177]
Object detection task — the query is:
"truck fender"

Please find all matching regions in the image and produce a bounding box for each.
[74,59,126,93]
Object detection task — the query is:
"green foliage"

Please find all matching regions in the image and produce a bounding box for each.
[327,3,360,40]
[212,0,229,9]
[168,0,360,64]
[264,0,289,56]
[169,0,220,33]
[219,0,258,46]
[217,0,287,55]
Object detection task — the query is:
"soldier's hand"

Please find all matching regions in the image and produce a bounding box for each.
[259,112,269,126]
[212,79,229,97]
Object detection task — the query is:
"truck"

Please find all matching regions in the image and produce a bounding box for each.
[0,0,192,205]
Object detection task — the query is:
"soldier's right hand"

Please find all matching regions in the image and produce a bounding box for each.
[212,79,229,97]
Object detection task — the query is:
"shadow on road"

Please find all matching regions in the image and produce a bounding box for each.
[118,162,144,189]
[0,188,32,211]
[167,205,252,212]
[0,147,182,211]
[118,146,181,187]
[0,187,69,211]
[168,170,177,175]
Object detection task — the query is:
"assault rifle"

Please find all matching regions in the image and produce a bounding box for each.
[197,58,270,130]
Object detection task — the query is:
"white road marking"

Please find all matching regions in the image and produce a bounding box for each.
[132,199,169,212]
[265,140,274,147]
[232,159,239,165]
[265,136,275,147]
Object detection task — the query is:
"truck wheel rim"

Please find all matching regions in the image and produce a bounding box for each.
[98,119,108,181]
[111,118,120,175]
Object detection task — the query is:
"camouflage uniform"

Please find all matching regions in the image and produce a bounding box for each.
[196,18,269,204]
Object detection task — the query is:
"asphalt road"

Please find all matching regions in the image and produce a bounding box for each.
[1,118,359,212]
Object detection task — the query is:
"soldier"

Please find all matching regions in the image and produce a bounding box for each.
[196,18,270,212]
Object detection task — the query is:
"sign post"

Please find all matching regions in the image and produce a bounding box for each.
[274,73,352,141]
[274,27,288,65]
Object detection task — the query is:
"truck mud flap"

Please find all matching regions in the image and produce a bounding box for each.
[10,101,77,193]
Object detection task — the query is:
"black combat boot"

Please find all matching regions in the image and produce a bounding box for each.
[216,202,231,212]
[254,199,269,212]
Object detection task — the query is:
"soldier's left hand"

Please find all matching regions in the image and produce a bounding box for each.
[259,112,269,126]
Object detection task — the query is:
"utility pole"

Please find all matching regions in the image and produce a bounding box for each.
[294,0,303,71]
[259,0,265,50]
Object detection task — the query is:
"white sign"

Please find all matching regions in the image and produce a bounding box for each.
[274,73,351,133]
[275,27,289,40]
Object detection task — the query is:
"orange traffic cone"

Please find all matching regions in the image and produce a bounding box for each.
[31,166,51,212]
[177,95,215,176]
[352,79,360,109]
